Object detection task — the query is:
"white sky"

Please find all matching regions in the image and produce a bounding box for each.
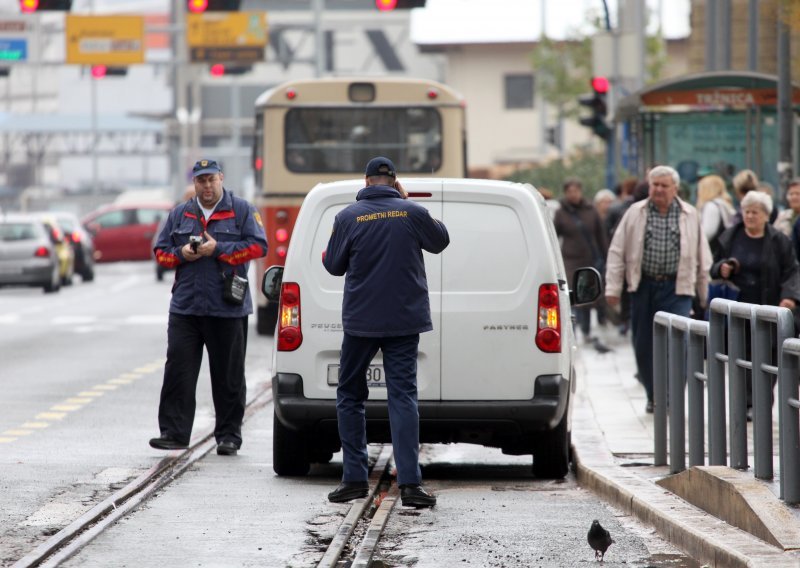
[411,0,691,44]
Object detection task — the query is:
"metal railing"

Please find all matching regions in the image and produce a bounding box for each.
[653,297,800,503]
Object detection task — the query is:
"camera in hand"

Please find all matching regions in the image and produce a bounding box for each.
[189,235,204,253]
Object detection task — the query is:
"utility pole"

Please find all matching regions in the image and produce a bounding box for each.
[313,0,324,78]
[705,0,717,71]
[747,0,758,71]
[777,10,793,204]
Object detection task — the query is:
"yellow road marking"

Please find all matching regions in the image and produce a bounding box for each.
[3,429,32,436]
[79,391,104,397]
[0,437,17,443]
[36,412,66,420]
[119,373,141,380]
[51,404,81,412]
[134,366,154,373]
[93,385,118,391]
[66,398,93,404]
[21,422,49,429]
[109,378,133,385]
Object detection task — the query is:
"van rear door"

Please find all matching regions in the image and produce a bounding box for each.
[439,181,562,400]
[292,180,443,402]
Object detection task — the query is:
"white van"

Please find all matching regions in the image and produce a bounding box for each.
[261,178,601,479]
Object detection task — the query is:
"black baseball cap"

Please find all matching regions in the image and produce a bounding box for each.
[365,156,396,178]
[192,159,222,177]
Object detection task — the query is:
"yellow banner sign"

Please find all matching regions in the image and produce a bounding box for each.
[187,12,268,48]
[66,15,144,65]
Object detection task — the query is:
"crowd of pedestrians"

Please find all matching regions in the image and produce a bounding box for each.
[544,165,800,418]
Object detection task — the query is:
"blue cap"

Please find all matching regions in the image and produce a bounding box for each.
[192,159,222,177]
[365,156,396,178]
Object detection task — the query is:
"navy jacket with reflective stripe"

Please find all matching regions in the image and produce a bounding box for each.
[323,185,450,337]
[154,189,268,318]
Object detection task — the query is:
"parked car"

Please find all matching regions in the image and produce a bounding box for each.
[82,203,173,262]
[53,211,95,282]
[0,213,62,293]
[33,213,75,286]
[261,178,602,479]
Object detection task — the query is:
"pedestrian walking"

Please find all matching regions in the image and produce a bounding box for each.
[605,165,712,413]
[149,159,268,456]
[773,179,800,241]
[696,174,735,257]
[322,156,449,508]
[553,178,609,351]
[711,190,800,419]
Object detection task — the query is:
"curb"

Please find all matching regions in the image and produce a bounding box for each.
[572,398,800,567]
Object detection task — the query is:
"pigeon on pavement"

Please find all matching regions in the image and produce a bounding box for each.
[587,519,614,562]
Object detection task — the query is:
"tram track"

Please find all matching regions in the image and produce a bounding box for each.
[317,445,398,568]
[10,384,274,568]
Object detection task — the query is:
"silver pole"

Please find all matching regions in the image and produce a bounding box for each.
[719,0,731,70]
[705,0,717,71]
[747,0,758,70]
[313,0,324,78]
[539,0,547,157]
[777,10,793,204]
[91,0,99,194]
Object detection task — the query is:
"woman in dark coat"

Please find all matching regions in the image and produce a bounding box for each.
[710,190,800,418]
[553,178,608,350]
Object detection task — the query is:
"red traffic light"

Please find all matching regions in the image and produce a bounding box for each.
[19,0,71,10]
[188,0,207,12]
[591,76,609,94]
[375,0,397,9]
[209,64,251,76]
[91,65,127,78]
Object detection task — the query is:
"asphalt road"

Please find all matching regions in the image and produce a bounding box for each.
[0,262,698,567]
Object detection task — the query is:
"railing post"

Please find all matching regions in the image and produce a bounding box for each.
[669,318,687,474]
[688,320,709,467]
[728,302,752,470]
[779,338,800,504]
[708,298,731,466]
[653,312,672,467]
[752,305,795,480]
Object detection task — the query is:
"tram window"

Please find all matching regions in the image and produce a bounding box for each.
[284,108,442,174]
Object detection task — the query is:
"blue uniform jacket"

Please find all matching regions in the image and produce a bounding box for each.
[323,185,450,337]
[153,189,268,318]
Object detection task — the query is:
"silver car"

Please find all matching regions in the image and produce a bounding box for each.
[0,214,61,293]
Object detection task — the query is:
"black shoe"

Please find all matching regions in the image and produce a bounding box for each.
[216,441,238,456]
[328,481,369,503]
[400,484,436,508]
[149,436,188,450]
[746,406,753,423]
[645,400,654,414]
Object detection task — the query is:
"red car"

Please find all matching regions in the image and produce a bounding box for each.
[82,203,173,262]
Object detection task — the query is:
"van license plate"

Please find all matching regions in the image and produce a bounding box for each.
[327,364,386,388]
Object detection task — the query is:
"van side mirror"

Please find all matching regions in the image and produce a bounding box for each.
[261,266,284,302]
[570,267,603,306]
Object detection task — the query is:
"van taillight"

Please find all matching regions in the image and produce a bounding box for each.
[34,246,50,258]
[536,283,561,353]
[277,282,302,351]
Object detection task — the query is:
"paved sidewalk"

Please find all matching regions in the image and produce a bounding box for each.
[572,324,800,567]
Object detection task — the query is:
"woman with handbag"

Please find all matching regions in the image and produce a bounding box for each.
[710,190,800,419]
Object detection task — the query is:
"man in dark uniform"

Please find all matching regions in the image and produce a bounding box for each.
[323,156,449,507]
[149,159,268,456]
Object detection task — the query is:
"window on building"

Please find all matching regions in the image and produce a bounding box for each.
[504,74,535,109]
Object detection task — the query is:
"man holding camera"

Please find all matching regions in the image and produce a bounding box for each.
[150,159,268,456]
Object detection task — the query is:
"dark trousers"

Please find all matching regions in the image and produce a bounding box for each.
[336,333,422,486]
[630,278,692,402]
[573,305,591,337]
[158,313,248,447]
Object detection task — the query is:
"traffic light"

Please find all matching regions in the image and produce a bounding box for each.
[578,76,611,140]
[209,64,251,76]
[19,0,72,11]
[187,0,240,12]
[91,65,128,78]
[375,0,426,10]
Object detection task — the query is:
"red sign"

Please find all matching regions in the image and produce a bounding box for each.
[642,88,800,107]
